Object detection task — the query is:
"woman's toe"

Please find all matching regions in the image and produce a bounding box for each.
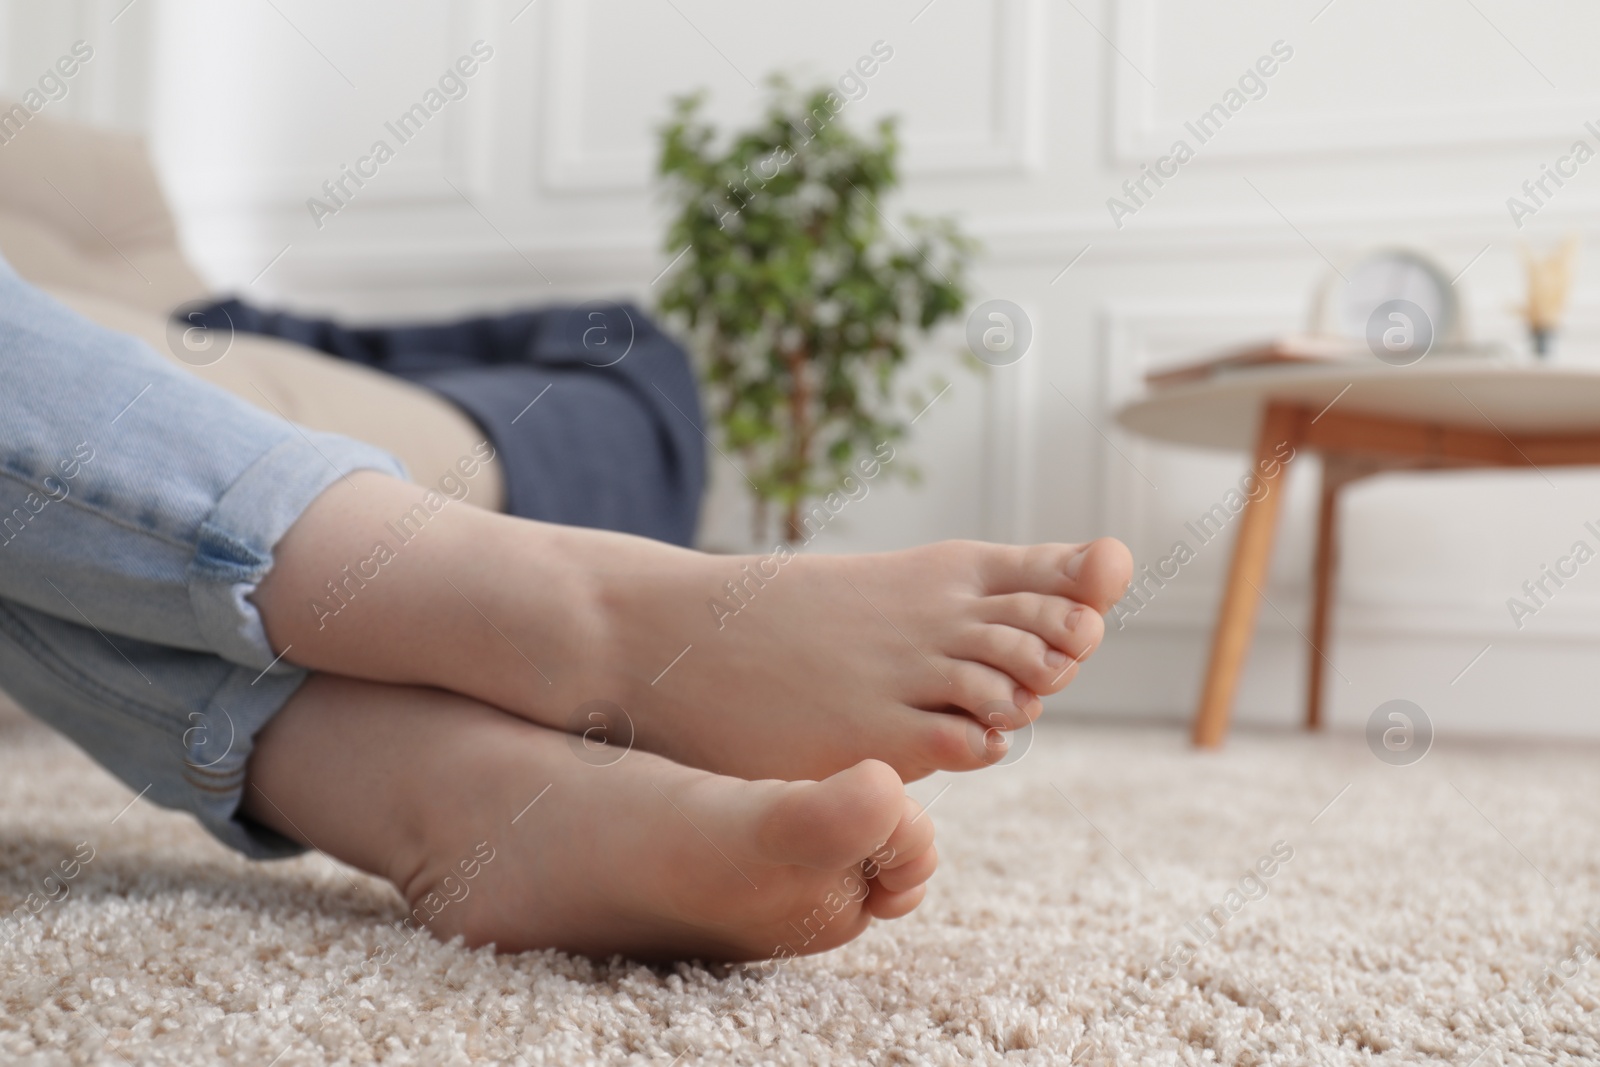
[873,844,938,893]
[866,883,926,919]
[907,712,1006,774]
[1061,537,1134,612]
[927,660,1038,727]
[983,538,1132,614]
[955,620,1094,697]
[754,759,904,870]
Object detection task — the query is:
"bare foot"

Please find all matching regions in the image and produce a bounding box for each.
[243,674,936,961]
[254,474,1133,781]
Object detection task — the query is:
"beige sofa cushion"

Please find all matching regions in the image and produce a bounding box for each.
[43,286,505,511]
[0,110,504,510]
[0,109,206,313]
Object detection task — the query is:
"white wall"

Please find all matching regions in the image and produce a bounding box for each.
[4,0,1599,737]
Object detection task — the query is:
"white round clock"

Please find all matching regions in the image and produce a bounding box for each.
[1311,248,1464,358]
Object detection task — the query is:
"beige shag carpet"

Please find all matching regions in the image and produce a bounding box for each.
[3,693,1599,1066]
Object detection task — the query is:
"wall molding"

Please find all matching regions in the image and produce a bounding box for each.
[537,0,1047,193]
[1109,0,1600,165]
[186,187,1600,294]
[155,0,497,212]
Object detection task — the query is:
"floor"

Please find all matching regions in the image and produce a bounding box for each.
[2,695,1598,1066]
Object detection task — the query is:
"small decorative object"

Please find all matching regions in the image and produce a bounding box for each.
[656,79,974,543]
[1313,247,1462,366]
[1516,236,1578,359]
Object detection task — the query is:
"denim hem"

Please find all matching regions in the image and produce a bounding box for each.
[0,600,311,859]
[187,433,407,671]
[184,662,311,859]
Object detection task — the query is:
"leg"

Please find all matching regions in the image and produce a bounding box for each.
[0,596,307,858]
[251,469,1133,782]
[1306,463,1339,731]
[1307,454,1379,730]
[242,673,939,961]
[1192,403,1304,748]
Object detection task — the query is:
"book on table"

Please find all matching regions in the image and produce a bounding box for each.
[1145,334,1507,389]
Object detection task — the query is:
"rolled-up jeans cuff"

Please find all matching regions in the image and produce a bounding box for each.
[184,663,311,858]
[0,600,314,859]
[187,432,406,672]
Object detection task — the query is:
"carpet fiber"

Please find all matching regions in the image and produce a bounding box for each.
[2,694,1598,1066]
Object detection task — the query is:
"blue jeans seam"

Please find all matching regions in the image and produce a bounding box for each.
[0,466,192,553]
[0,601,191,736]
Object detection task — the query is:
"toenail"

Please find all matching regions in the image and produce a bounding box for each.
[1014,686,1035,709]
[1045,649,1068,669]
[1065,550,1086,580]
[1067,606,1086,631]
[963,720,996,761]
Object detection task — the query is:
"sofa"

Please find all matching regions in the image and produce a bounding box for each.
[0,112,505,510]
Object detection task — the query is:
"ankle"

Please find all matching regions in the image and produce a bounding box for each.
[451,515,627,700]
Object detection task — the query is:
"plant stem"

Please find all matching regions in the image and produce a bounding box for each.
[784,341,812,542]
[752,495,769,547]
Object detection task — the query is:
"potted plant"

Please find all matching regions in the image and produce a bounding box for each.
[657,80,974,543]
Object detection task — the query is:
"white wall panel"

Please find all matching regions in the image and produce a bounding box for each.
[539,0,1044,192]
[1113,0,1600,162]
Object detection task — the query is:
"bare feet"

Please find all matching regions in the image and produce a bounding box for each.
[243,674,935,961]
[254,473,1132,781]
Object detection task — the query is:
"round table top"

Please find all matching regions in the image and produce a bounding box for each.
[1114,358,1600,452]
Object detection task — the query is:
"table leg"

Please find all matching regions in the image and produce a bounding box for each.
[1305,454,1382,730]
[1192,403,1303,748]
[1306,462,1342,731]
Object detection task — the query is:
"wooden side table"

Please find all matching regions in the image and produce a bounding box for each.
[1115,359,1600,747]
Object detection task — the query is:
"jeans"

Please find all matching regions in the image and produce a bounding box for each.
[0,254,405,857]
